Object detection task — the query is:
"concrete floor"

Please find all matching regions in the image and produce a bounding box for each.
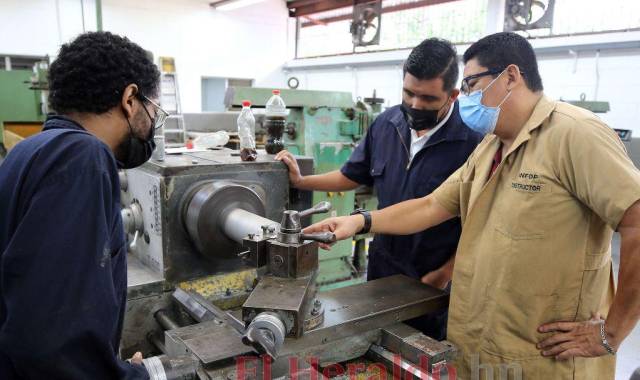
[611,233,640,380]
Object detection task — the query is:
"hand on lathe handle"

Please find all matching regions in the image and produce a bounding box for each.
[300,231,337,244]
[302,214,365,250]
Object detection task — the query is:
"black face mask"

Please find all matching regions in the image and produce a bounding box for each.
[116,112,156,169]
[401,99,450,131]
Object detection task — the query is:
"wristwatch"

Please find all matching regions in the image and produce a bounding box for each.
[599,322,616,355]
[350,208,371,235]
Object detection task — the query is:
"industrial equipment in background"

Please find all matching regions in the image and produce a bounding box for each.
[504,0,555,32]
[119,149,455,379]
[350,0,382,50]
[563,92,610,114]
[0,56,49,155]
[560,92,637,170]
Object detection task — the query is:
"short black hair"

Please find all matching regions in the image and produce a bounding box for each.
[48,31,160,114]
[463,32,543,92]
[403,38,458,92]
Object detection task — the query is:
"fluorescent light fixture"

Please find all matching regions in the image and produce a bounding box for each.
[211,0,266,11]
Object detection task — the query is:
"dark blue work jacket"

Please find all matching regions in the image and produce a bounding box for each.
[0,116,148,379]
[342,102,482,280]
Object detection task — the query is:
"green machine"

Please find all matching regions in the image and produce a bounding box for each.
[0,60,48,154]
[226,87,383,290]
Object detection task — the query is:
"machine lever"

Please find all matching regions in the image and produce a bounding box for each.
[300,232,336,244]
[298,201,332,218]
[129,230,139,250]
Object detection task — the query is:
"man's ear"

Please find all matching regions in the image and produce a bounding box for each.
[506,64,523,91]
[121,84,139,119]
[449,88,460,101]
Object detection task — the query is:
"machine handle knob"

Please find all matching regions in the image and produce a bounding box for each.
[300,232,336,244]
[129,230,139,251]
[298,201,332,218]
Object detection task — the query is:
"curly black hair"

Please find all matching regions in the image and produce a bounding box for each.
[403,38,458,92]
[48,31,160,114]
[463,32,543,92]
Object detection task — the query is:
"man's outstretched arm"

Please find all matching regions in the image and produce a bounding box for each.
[304,194,455,247]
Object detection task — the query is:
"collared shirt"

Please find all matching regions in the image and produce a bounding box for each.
[0,116,148,379]
[433,96,640,379]
[340,101,483,279]
[409,102,454,160]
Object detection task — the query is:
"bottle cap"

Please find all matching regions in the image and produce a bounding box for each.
[242,100,251,107]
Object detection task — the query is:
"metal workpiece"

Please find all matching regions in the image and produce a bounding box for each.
[183,180,269,259]
[222,208,279,244]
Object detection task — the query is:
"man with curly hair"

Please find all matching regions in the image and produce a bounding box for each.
[0,31,166,379]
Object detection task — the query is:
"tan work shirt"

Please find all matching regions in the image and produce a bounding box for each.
[433,95,640,379]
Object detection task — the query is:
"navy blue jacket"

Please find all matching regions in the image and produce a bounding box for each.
[0,116,148,379]
[342,102,483,279]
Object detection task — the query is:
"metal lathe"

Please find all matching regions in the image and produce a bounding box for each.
[119,148,456,379]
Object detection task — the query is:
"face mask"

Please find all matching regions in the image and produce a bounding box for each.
[458,70,511,135]
[116,109,156,169]
[401,99,450,131]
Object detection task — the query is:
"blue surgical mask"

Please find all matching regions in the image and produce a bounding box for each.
[458,71,511,135]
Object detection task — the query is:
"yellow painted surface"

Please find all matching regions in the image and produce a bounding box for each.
[178,268,258,309]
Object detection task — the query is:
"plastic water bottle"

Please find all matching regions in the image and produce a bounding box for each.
[237,100,257,161]
[264,90,288,154]
[193,131,229,149]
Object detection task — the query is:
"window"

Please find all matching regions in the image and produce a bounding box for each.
[296,0,488,58]
[550,0,640,35]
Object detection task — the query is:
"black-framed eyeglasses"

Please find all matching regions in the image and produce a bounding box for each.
[460,68,505,96]
[140,94,170,130]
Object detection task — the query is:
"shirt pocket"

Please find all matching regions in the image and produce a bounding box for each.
[480,227,563,359]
